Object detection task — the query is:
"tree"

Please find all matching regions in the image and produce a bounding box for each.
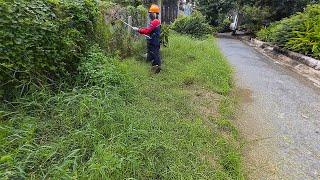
[111,0,158,7]
[197,0,236,25]
[197,0,319,27]
[244,0,319,21]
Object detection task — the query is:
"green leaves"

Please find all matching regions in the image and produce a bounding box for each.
[198,0,236,25]
[0,0,149,101]
[160,24,170,47]
[285,8,320,58]
[257,4,320,59]
[0,0,99,100]
[240,5,271,33]
[172,11,212,38]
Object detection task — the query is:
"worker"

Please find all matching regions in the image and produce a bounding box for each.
[133,4,161,74]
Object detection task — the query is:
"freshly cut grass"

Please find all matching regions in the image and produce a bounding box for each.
[0,34,243,179]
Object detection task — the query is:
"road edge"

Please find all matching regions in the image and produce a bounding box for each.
[216,33,320,88]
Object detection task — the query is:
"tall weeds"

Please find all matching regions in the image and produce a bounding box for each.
[1,34,243,179]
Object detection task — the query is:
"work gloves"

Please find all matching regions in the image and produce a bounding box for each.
[132,27,139,31]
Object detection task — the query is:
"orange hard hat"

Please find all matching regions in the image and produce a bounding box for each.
[149,4,160,13]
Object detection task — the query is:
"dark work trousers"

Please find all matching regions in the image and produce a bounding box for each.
[147,43,161,66]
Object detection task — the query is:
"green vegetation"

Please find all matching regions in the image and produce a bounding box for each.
[215,18,232,33]
[160,24,170,47]
[197,0,317,32]
[240,5,271,33]
[1,0,99,99]
[1,33,243,179]
[1,0,243,178]
[197,0,235,25]
[257,4,320,59]
[172,12,212,38]
[0,0,147,100]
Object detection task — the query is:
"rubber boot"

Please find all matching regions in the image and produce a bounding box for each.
[151,65,161,74]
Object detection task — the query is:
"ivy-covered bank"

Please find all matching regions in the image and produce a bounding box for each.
[0,0,147,100]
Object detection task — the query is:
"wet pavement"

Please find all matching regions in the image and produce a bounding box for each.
[218,38,320,180]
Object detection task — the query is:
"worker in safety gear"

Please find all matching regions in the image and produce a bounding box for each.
[133,4,161,73]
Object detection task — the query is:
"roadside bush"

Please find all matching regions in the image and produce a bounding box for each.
[97,3,147,58]
[0,0,147,100]
[240,5,271,33]
[172,11,212,38]
[0,0,99,100]
[215,18,232,33]
[127,5,148,27]
[257,4,320,59]
[256,15,304,46]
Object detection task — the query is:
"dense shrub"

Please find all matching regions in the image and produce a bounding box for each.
[111,0,150,7]
[257,4,320,59]
[171,11,212,38]
[197,0,317,27]
[214,18,232,33]
[197,0,236,26]
[101,4,147,58]
[256,16,304,45]
[0,0,99,99]
[240,5,271,33]
[0,0,147,100]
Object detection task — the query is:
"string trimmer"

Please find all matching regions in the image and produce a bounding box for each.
[119,19,151,39]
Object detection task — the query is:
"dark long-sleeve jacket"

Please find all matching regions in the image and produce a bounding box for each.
[138,19,161,46]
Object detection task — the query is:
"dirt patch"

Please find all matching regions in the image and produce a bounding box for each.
[188,87,222,118]
[236,88,253,104]
[235,87,281,179]
[200,152,219,169]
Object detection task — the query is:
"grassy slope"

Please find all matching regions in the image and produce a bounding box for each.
[0,34,243,179]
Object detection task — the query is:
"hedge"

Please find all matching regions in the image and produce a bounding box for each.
[257,4,320,59]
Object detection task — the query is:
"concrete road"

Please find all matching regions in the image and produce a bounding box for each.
[218,38,320,180]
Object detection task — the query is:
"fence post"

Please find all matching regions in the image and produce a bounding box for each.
[159,0,162,22]
[128,16,132,33]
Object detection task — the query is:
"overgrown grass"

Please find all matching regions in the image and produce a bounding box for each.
[0,34,243,179]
